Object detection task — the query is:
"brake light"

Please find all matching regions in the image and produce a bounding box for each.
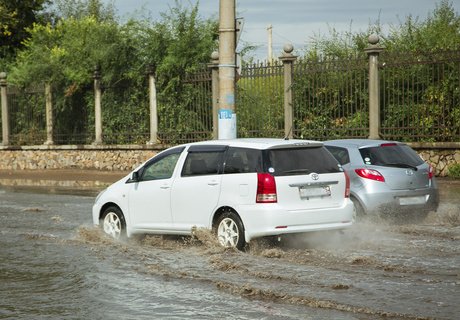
[428,164,434,180]
[380,143,397,147]
[355,168,385,182]
[256,173,277,203]
[344,171,350,198]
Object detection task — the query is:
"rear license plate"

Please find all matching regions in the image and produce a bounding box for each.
[299,186,331,199]
[399,196,426,205]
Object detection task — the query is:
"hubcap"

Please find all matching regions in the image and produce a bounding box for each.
[217,218,239,248]
[103,212,121,238]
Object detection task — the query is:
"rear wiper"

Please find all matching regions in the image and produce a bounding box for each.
[381,163,418,171]
[281,169,311,175]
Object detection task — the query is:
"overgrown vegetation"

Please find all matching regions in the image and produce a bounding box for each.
[4,0,218,144]
[0,0,459,144]
[448,163,460,178]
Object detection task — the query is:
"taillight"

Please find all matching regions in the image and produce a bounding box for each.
[380,143,397,147]
[344,171,350,198]
[428,164,434,180]
[355,168,385,182]
[256,173,277,203]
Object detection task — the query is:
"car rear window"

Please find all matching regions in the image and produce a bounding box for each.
[265,146,341,176]
[359,144,424,167]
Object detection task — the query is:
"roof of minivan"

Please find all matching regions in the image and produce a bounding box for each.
[185,138,323,150]
[323,139,402,148]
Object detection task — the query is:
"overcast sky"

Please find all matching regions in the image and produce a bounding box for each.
[107,0,459,59]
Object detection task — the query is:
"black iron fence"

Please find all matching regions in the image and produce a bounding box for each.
[380,50,460,142]
[292,55,369,140]
[1,48,459,146]
[237,61,284,137]
[6,85,46,145]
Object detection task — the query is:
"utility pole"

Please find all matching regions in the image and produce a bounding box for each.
[218,0,236,139]
[267,24,273,63]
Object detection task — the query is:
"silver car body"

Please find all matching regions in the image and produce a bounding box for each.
[324,139,439,219]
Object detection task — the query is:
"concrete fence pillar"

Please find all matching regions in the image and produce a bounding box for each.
[44,82,54,145]
[208,51,220,140]
[365,34,384,140]
[147,64,158,145]
[93,65,103,145]
[279,44,297,139]
[0,72,9,146]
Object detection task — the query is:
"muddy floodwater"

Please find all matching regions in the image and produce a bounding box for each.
[0,178,459,319]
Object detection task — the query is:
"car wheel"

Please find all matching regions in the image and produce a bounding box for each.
[215,211,246,250]
[351,197,365,222]
[101,206,126,239]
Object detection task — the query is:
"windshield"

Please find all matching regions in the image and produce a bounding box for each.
[359,144,424,167]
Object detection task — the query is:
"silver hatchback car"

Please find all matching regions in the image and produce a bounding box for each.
[324,139,439,222]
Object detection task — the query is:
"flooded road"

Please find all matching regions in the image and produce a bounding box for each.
[0,179,459,319]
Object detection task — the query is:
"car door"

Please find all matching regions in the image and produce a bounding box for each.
[170,145,226,231]
[128,147,184,231]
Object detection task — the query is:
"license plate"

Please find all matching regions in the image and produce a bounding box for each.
[399,196,426,205]
[299,186,331,198]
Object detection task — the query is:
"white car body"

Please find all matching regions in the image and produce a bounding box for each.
[93,139,353,247]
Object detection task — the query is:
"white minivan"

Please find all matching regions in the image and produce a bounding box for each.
[92,138,353,249]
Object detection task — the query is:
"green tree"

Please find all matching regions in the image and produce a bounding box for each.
[0,0,51,63]
[7,0,218,144]
[384,0,460,52]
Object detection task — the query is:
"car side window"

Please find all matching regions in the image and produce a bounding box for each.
[325,146,350,165]
[181,151,223,176]
[224,147,261,174]
[141,153,181,181]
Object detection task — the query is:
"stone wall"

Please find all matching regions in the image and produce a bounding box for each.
[419,149,460,177]
[0,148,158,172]
[0,146,459,176]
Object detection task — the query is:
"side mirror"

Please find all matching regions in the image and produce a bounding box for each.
[130,171,140,182]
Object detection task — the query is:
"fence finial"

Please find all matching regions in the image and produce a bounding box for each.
[93,64,101,80]
[0,72,6,86]
[283,43,294,55]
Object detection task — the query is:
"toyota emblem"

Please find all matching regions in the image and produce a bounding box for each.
[311,173,319,180]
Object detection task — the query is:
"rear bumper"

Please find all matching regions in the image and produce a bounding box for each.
[356,187,439,216]
[239,200,354,242]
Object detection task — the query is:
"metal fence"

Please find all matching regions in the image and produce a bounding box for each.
[380,50,460,142]
[292,56,369,140]
[171,69,213,144]
[7,85,46,145]
[1,49,459,146]
[237,61,284,137]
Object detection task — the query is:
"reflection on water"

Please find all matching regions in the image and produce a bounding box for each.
[0,179,459,319]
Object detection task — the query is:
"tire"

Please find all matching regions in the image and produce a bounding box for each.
[215,211,246,250]
[101,206,126,239]
[351,197,365,222]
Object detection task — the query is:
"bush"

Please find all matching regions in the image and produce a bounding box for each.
[447,163,460,178]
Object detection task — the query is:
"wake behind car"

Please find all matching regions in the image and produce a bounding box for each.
[93,138,353,249]
[324,139,439,222]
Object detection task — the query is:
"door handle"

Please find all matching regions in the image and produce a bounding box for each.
[160,185,170,189]
[208,181,219,186]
